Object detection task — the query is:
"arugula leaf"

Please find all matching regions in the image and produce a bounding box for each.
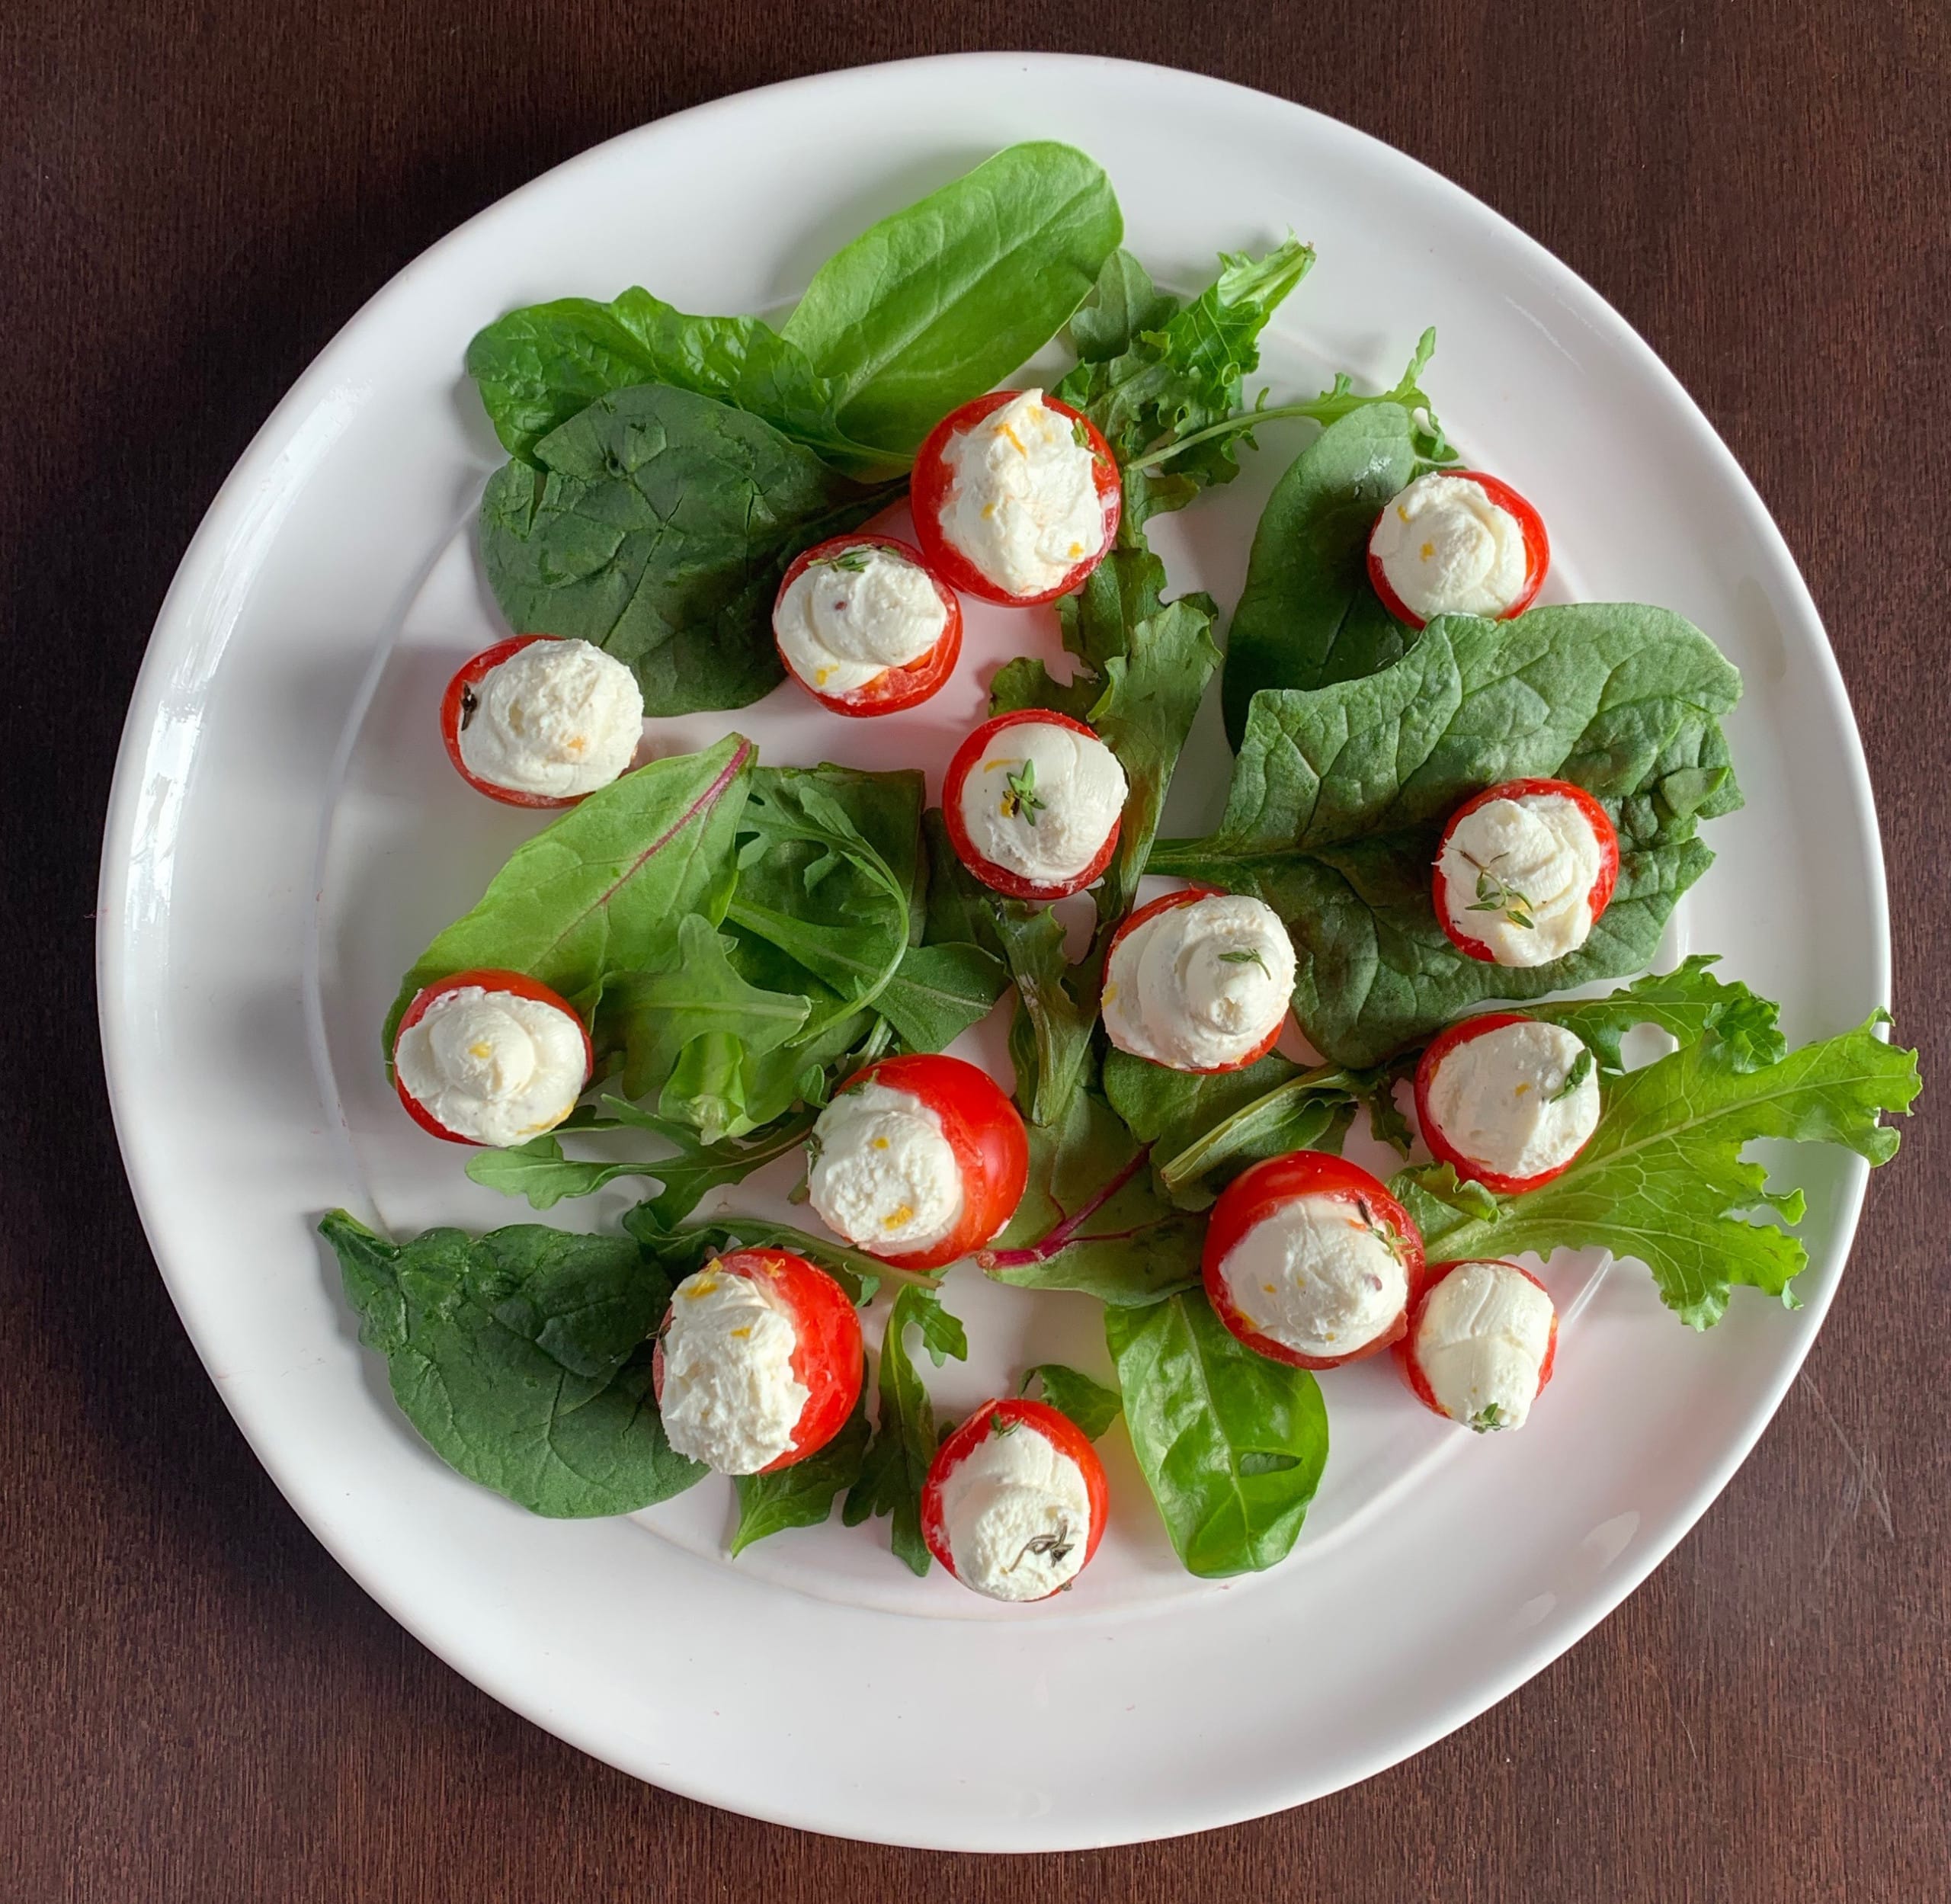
[993,902,1100,1129]
[878,941,1010,1053]
[463,1135,646,1209]
[480,384,900,715]
[1393,1014,1920,1328]
[1020,1364,1123,1440]
[618,1201,920,1305]
[782,142,1122,457]
[320,1210,703,1518]
[1105,1290,1329,1577]
[979,1088,1203,1306]
[730,1390,872,1556]
[843,1286,967,1574]
[463,288,889,473]
[384,735,754,1056]
[1524,954,1787,1071]
[1148,605,1745,1065]
[1220,401,1424,745]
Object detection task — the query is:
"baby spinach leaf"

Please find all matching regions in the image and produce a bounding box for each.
[464,288,889,473]
[730,1390,873,1556]
[1148,606,1745,1064]
[1065,248,1177,364]
[1525,954,1786,1072]
[1105,1290,1329,1577]
[878,942,1010,1053]
[480,383,900,716]
[979,1088,1203,1306]
[1020,1364,1122,1441]
[843,1285,967,1574]
[1220,401,1422,746]
[782,142,1122,457]
[1394,1011,1920,1329]
[384,735,754,1056]
[320,1210,703,1518]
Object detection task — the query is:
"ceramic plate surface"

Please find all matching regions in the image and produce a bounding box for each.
[98,53,1887,1849]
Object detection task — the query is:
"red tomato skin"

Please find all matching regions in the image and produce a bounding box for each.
[940,709,1124,901]
[1364,470,1551,631]
[1101,886,1289,1075]
[771,534,964,716]
[920,1397,1109,1597]
[910,392,1121,606]
[1394,1258,1559,1424]
[391,967,593,1146]
[825,1054,1030,1271]
[1413,1011,1596,1194]
[1201,1149,1427,1371]
[440,633,597,809]
[649,1249,864,1473]
[1430,777,1621,966]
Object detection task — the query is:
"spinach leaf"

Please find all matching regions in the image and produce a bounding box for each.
[730,1390,873,1556]
[480,383,900,716]
[1065,248,1177,363]
[384,735,754,1056]
[1395,1011,1920,1329]
[320,1210,703,1518]
[878,942,1010,1053]
[782,142,1122,457]
[1020,1364,1122,1441]
[1524,954,1787,1072]
[1148,605,1745,1065]
[918,807,1004,960]
[1220,401,1423,746]
[464,288,889,473]
[843,1285,967,1574]
[979,1088,1203,1306]
[1105,1290,1329,1577]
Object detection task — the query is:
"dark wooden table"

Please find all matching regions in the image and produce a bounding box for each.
[7,2,1946,1896]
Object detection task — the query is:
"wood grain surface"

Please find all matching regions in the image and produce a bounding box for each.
[5,1,1946,1896]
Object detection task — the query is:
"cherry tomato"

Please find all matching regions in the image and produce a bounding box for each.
[1365,470,1550,630]
[440,634,585,809]
[921,1396,1110,1599]
[1430,777,1620,966]
[825,1053,1030,1271]
[771,534,963,716]
[1202,1149,1426,1370]
[1103,886,1288,1075]
[1413,1011,1597,1194]
[941,709,1124,902]
[910,391,1120,606]
[650,1248,864,1473]
[391,967,593,1146]
[1394,1258,1559,1425]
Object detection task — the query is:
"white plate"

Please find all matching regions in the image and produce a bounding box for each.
[98,54,1888,1849]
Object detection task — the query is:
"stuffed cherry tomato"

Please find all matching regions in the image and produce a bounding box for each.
[1203,1150,1426,1371]
[1414,1011,1601,1194]
[942,709,1128,901]
[921,1397,1109,1601]
[652,1249,863,1475]
[911,389,1120,606]
[1432,777,1619,968]
[1102,886,1296,1074]
[1366,470,1549,629]
[771,534,963,716]
[391,968,593,1147]
[1395,1258,1558,1433]
[440,633,643,807]
[806,1054,1029,1271]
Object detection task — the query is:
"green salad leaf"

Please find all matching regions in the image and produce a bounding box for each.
[620,1203,914,1305]
[1149,604,1745,1064]
[1020,1364,1123,1441]
[1105,1290,1329,1577]
[1394,1011,1920,1329]
[878,941,1010,1053]
[843,1286,967,1574]
[464,289,886,473]
[979,1088,1203,1306]
[783,142,1122,457]
[320,1210,703,1517]
[993,901,1100,1129]
[385,734,754,1056]
[480,383,899,715]
[1525,954,1787,1071]
[731,1390,873,1556]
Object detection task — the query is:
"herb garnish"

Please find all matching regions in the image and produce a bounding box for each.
[1219,947,1269,974]
[1007,1517,1075,1574]
[1546,1048,1595,1104]
[1460,852,1536,932]
[458,684,479,730]
[1354,1194,1405,1267]
[1471,1403,1504,1433]
[1001,759,1045,824]
[824,549,871,574]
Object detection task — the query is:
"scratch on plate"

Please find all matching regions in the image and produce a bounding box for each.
[1799,1374,1895,1571]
